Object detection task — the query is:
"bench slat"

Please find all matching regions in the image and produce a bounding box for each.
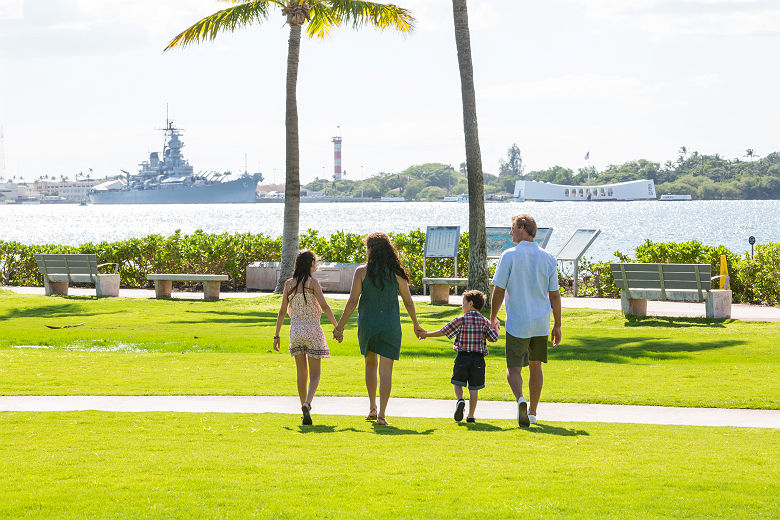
[610,263,710,273]
[623,289,721,302]
[611,263,713,293]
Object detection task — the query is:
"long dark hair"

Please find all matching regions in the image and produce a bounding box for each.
[291,250,316,302]
[365,233,409,290]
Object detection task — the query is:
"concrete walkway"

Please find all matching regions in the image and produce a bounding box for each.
[2,396,778,428]
[5,286,779,321]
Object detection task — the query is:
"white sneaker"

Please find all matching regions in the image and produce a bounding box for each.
[528,414,537,425]
[517,397,530,427]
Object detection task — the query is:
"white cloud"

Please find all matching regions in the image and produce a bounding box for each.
[579,0,780,36]
[0,0,23,20]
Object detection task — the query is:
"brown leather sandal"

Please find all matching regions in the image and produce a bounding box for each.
[365,409,378,421]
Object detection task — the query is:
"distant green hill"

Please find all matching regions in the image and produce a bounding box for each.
[304,151,780,200]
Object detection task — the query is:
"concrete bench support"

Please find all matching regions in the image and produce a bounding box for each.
[147,274,229,300]
[153,280,173,299]
[422,278,469,304]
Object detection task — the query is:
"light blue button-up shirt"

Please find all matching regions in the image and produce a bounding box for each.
[491,241,558,338]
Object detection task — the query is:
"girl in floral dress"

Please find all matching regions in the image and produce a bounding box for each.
[273,250,338,425]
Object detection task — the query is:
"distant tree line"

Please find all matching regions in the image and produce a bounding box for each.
[303,146,780,200]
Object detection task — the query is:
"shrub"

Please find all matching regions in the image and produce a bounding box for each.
[2,232,777,305]
[734,243,780,305]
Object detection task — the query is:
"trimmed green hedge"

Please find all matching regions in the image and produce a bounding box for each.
[1,232,776,305]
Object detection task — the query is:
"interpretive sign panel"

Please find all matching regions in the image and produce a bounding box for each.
[535,227,553,249]
[486,227,514,258]
[424,226,460,258]
[486,226,553,258]
[557,229,601,261]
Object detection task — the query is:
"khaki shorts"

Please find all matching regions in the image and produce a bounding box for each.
[505,333,548,367]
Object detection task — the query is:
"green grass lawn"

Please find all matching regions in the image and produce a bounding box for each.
[1,412,777,519]
[1,291,779,408]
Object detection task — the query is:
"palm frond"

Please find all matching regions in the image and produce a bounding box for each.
[165,1,281,51]
[306,0,414,39]
[306,4,341,38]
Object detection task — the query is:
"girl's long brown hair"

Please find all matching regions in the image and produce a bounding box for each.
[291,250,316,302]
[365,233,408,290]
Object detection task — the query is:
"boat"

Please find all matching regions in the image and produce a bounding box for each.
[659,194,692,201]
[514,179,656,202]
[89,120,262,204]
[442,193,468,202]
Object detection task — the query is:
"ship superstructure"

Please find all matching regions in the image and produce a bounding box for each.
[89,120,261,204]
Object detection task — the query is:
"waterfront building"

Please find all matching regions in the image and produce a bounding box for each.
[33,178,106,202]
[514,179,656,202]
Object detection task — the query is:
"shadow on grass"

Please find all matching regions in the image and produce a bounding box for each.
[624,315,731,328]
[0,303,124,321]
[458,421,503,432]
[551,336,744,363]
[528,424,589,437]
[371,423,436,435]
[284,425,339,434]
[168,309,280,325]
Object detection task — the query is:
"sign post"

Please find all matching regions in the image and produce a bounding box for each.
[556,229,601,297]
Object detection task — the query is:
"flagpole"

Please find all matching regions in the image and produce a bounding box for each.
[585,150,591,193]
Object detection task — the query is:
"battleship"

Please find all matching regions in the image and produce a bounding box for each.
[89,121,262,204]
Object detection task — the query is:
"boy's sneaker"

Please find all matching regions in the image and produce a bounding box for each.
[454,399,466,422]
[517,397,530,427]
[466,417,476,423]
[528,414,537,425]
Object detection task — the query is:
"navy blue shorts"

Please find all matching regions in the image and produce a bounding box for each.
[451,351,486,390]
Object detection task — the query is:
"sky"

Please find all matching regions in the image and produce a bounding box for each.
[1,0,778,185]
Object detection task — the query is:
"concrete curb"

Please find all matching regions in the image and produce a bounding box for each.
[2,396,778,428]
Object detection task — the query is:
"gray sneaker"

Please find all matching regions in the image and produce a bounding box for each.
[528,414,537,425]
[454,399,466,422]
[517,397,530,427]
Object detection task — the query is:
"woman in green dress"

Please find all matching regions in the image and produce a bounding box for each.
[334,233,425,425]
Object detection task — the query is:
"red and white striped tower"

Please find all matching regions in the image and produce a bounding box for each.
[332,133,342,181]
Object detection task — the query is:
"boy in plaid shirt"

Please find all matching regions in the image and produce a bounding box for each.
[420,290,499,422]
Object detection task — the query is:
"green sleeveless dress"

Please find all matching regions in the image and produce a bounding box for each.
[358,269,402,360]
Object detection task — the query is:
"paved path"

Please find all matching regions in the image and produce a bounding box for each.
[2,396,778,428]
[5,286,779,321]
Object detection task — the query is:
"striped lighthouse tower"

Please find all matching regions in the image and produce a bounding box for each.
[332,133,342,181]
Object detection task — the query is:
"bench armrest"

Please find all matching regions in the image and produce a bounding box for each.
[710,274,729,290]
[97,263,119,274]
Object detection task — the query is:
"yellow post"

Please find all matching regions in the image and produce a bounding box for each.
[719,254,729,289]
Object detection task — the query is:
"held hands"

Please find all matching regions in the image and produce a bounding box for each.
[490,317,501,333]
[332,328,344,343]
[414,324,427,340]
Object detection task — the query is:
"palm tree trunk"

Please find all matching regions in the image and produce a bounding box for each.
[452,0,489,306]
[275,24,302,293]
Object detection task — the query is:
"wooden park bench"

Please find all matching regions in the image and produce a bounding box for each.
[609,263,731,319]
[146,273,229,300]
[35,254,120,297]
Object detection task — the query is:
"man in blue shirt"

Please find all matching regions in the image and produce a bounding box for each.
[490,214,562,427]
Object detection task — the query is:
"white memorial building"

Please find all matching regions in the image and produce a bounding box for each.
[514,179,656,202]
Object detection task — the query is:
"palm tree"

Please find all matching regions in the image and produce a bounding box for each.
[451,0,489,304]
[165,1,413,292]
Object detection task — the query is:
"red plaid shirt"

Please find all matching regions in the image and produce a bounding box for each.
[440,311,499,354]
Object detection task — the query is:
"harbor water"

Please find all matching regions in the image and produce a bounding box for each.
[1,200,777,261]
